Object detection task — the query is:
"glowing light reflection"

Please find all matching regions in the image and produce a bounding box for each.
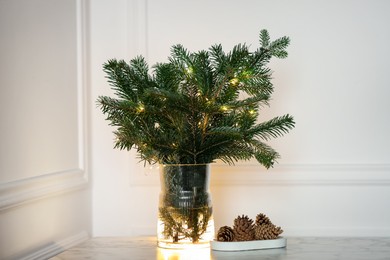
[157,247,211,260]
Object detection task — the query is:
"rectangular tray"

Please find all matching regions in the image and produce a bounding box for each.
[211,237,286,251]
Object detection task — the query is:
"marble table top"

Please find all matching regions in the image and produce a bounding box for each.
[50,237,390,260]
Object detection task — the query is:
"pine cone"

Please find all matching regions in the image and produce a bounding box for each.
[255,213,272,226]
[254,224,283,240]
[233,215,255,241]
[216,226,235,242]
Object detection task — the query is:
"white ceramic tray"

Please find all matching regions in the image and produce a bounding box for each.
[211,237,287,251]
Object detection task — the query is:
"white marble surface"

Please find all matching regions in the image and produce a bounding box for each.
[50,237,390,260]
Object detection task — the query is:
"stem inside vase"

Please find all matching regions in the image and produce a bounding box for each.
[157,164,214,249]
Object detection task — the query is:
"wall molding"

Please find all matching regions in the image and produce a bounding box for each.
[0,170,88,211]
[130,163,390,187]
[126,0,148,58]
[126,3,390,188]
[0,0,89,211]
[211,163,390,186]
[76,0,89,176]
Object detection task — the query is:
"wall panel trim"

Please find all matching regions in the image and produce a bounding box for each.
[130,163,390,186]
[211,163,390,186]
[126,0,148,58]
[126,2,390,188]
[0,0,89,211]
[0,170,88,211]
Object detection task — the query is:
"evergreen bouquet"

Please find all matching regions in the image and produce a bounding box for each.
[98,29,295,246]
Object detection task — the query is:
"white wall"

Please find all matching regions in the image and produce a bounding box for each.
[91,0,390,237]
[0,0,91,259]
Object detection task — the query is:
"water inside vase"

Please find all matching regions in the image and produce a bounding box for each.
[157,217,215,249]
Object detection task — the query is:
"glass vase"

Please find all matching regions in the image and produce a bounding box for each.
[157,164,215,249]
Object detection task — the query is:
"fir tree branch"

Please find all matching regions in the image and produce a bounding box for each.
[98,29,295,167]
[259,29,270,48]
[249,114,295,141]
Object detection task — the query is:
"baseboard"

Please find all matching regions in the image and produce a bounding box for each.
[19,231,89,260]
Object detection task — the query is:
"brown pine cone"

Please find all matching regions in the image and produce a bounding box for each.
[254,224,283,240]
[233,215,255,241]
[216,226,235,242]
[255,213,273,226]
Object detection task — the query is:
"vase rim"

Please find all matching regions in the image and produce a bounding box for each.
[160,163,210,167]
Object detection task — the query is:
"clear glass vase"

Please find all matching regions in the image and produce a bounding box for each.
[157,164,215,249]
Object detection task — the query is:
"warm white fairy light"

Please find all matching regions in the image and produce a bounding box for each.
[185,66,194,75]
[229,77,239,86]
[220,105,229,112]
[137,103,145,112]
